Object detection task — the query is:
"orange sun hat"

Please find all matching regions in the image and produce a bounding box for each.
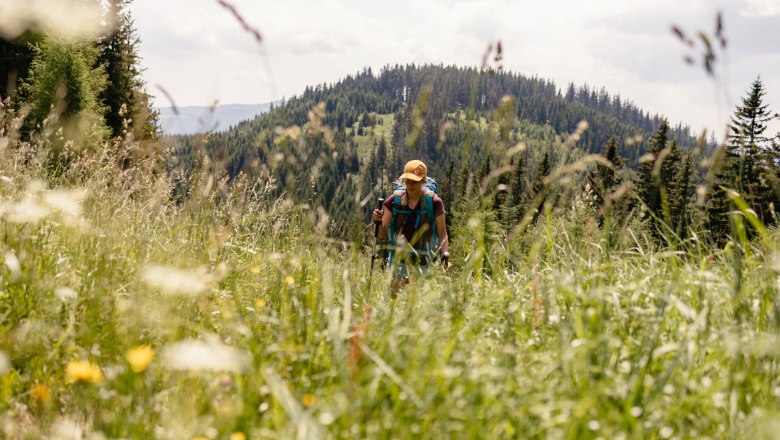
[399,160,427,182]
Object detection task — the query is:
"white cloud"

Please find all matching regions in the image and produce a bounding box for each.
[740,0,780,17]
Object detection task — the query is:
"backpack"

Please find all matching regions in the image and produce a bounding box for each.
[386,177,440,267]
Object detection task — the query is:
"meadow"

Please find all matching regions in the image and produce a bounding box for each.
[1,99,780,440]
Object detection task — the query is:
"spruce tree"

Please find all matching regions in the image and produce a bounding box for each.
[637,119,670,220]
[671,154,694,238]
[98,0,158,141]
[726,76,778,221]
[586,136,625,221]
[529,150,551,224]
[509,155,526,209]
[22,36,109,161]
[707,77,779,243]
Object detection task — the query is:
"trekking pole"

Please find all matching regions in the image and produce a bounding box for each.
[368,198,385,292]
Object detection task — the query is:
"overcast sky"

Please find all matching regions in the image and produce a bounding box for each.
[130,0,780,140]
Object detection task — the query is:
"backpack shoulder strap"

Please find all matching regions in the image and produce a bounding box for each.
[391,190,407,210]
[388,190,407,247]
[422,191,436,223]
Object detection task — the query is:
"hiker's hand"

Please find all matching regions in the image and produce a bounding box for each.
[440,252,451,271]
[372,208,383,223]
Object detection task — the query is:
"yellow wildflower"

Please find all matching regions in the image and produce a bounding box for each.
[250,266,261,274]
[126,345,155,373]
[256,299,266,308]
[31,384,51,404]
[230,433,246,440]
[303,393,316,407]
[284,275,295,285]
[65,360,103,384]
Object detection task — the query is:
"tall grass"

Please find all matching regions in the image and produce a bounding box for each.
[1,97,780,440]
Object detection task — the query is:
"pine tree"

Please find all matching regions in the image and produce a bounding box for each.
[98,0,158,142]
[509,155,526,208]
[637,119,670,220]
[726,76,778,222]
[529,150,551,224]
[456,163,471,199]
[22,35,109,173]
[671,153,694,238]
[707,77,779,243]
[586,136,626,223]
[476,156,491,192]
[588,137,623,202]
[532,151,550,196]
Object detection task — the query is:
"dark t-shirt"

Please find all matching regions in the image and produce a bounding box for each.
[384,193,445,249]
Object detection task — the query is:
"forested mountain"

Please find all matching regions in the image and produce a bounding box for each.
[167,64,700,239]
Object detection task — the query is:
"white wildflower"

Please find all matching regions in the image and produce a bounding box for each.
[0,350,10,375]
[3,250,20,281]
[50,417,85,440]
[43,188,87,219]
[4,197,48,223]
[140,265,214,296]
[162,338,249,373]
[55,287,78,302]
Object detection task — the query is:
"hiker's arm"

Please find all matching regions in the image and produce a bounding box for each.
[372,208,392,239]
[435,213,448,254]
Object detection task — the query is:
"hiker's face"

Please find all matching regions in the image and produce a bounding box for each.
[404,179,423,197]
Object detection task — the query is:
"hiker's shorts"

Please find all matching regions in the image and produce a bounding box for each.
[391,254,430,279]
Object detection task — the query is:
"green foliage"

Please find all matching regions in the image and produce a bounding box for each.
[20,35,110,173]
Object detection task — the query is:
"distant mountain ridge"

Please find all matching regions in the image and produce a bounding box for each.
[157,103,276,135]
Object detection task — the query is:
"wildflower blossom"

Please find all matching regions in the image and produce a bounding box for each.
[55,287,78,302]
[65,360,103,384]
[140,265,214,296]
[0,351,10,374]
[31,384,51,404]
[42,188,86,219]
[126,345,155,373]
[3,251,21,281]
[161,338,248,373]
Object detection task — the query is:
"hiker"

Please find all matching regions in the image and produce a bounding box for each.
[372,160,450,289]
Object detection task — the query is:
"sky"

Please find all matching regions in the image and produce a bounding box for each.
[130,0,780,140]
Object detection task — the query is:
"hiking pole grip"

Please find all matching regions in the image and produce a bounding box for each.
[374,198,384,227]
[371,198,385,265]
[368,198,385,292]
